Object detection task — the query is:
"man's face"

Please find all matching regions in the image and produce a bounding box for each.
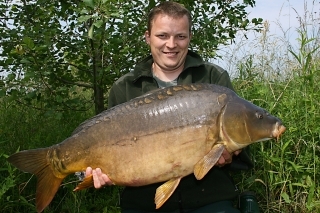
[145,14,191,73]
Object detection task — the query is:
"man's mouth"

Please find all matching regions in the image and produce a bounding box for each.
[163,52,178,56]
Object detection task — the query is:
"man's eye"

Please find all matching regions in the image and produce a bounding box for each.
[157,35,166,38]
[178,35,187,39]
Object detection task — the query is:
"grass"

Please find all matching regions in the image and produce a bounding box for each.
[227,2,320,211]
[0,102,121,213]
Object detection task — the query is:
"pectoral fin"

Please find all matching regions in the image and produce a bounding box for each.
[73,174,94,191]
[194,144,225,180]
[155,178,181,209]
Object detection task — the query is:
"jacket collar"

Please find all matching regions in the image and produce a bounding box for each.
[132,50,205,83]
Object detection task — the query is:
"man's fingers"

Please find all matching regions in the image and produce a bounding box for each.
[85,167,92,177]
[102,174,113,185]
[216,149,243,167]
[92,168,113,188]
[217,156,226,166]
[234,150,242,156]
[92,168,103,188]
[221,149,232,164]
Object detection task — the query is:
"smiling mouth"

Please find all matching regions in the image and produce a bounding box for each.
[163,52,178,56]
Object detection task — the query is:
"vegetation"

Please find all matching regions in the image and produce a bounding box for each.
[0,0,319,212]
[231,35,320,212]
[0,0,261,114]
[227,4,320,212]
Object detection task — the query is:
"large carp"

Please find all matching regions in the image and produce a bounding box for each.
[8,83,286,213]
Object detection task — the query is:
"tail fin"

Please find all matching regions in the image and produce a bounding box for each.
[8,148,65,213]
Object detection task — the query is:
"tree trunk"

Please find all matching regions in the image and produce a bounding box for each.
[90,28,105,115]
[94,84,105,114]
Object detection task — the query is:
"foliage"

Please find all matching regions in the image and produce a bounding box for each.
[0,97,121,212]
[0,151,16,208]
[0,0,262,115]
[232,29,320,212]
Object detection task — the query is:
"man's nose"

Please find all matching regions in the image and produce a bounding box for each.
[166,37,177,48]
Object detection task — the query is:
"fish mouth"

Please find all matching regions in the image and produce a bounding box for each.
[272,122,286,141]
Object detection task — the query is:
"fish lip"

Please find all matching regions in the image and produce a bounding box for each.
[272,122,286,141]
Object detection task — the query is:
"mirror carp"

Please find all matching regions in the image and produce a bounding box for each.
[8,83,286,212]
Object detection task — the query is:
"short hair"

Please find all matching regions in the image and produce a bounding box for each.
[147,1,192,33]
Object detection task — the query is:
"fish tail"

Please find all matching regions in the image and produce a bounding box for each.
[8,148,66,213]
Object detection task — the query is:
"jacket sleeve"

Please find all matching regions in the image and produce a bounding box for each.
[107,82,128,109]
[216,71,235,91]
[208,63,235,91]
[107,86,118,109]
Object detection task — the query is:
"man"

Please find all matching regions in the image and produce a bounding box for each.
[86,2,252,212]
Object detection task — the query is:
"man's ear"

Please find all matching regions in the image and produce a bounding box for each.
[145,30,150,44]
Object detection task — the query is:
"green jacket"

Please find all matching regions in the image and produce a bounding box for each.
[108,50,252,211]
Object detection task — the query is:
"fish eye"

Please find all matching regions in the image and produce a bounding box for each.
[255,112,263,119]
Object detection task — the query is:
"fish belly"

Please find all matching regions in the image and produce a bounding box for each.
[98,124,213,186]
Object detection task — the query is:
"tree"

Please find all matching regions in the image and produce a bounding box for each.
[0,0,262,115]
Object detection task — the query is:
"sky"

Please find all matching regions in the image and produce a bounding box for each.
[247,0,319,38]
[248,0,320,32]
[214,0,320,74]
[249,0,304,30]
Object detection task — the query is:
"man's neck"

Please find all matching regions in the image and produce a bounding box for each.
[152,63,183,82]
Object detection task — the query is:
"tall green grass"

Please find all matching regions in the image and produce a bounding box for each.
[229,3,320,211]
[232,48,320,212]
[0,100,120,212]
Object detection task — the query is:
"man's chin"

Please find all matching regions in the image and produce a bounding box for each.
[162,59,181,67]
[162,64,180,70]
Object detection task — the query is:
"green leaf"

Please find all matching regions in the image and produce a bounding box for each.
[281,192,291,204]
[93,19,104,28]
[78,15,92,23]
[56,95,63,103]
[110,12,120,17]
[83,0,95,8]
[23,37,34,49]
[306,175,313,187]
[88,24,94,39]
[26,91,37,99]
[80,9,89,14]
[286,160,303,172]
[307,180,315,209]
[24,71,35,80]
[7,73,16,81]
[20,58,31,64]
[0,89,6,97]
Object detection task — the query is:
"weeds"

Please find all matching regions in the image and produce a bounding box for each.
[231,1,320,211]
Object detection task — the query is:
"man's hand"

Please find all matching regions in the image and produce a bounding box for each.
[86,167,113,188]
[215,149,242,167]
